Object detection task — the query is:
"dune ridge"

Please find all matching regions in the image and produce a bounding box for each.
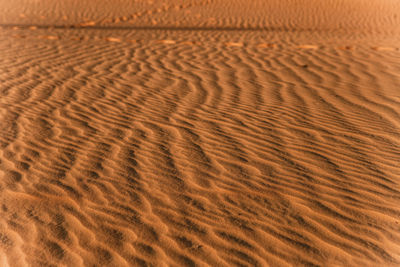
[1,0,400,266]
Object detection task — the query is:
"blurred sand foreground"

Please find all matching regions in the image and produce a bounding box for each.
[0,0,400,266]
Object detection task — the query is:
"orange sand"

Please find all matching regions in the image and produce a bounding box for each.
[1,0,400,266]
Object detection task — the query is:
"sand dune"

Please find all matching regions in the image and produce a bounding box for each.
[1,0,400,266]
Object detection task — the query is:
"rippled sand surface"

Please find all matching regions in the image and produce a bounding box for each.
[1,0,400,266]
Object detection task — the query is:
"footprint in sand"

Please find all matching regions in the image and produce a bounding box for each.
[225,42,243,47]
[257,43,277,48]
[105,37,122,42]
[158,40,176,44]
[79,21,96,27]
[297,44,319,49]
[372,46,398,51]
[40,35,59,40]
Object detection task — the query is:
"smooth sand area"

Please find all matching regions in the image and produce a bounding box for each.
[1,0,400,266]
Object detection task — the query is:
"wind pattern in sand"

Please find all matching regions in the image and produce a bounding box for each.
[1,0,400,266]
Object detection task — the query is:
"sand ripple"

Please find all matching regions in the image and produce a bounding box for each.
[1,0,400,266]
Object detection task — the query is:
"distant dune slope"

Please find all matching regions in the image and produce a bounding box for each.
[1,0,400,34]
[1,0,400,266]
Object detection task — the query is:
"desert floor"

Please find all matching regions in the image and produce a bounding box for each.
[1,0,400,266]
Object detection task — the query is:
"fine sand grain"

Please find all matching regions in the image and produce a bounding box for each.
[1,0,400,266]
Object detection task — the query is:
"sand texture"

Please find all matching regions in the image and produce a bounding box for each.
[1,0,400,266]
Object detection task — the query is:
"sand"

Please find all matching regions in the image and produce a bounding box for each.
[1,0,400,266]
